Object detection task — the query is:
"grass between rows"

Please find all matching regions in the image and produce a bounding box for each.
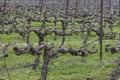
[0,22,120,80]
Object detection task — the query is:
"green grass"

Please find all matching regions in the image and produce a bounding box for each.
[0,50,119,80]
[0,22,120,80]
[0,40,119,80]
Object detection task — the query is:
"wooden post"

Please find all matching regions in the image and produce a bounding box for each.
[119,0,120,29]
[65,0,69,16]
[100,0,103,61]
[75,0,78,15]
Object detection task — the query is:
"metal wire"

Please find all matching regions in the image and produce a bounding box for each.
[0,58,119,80]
